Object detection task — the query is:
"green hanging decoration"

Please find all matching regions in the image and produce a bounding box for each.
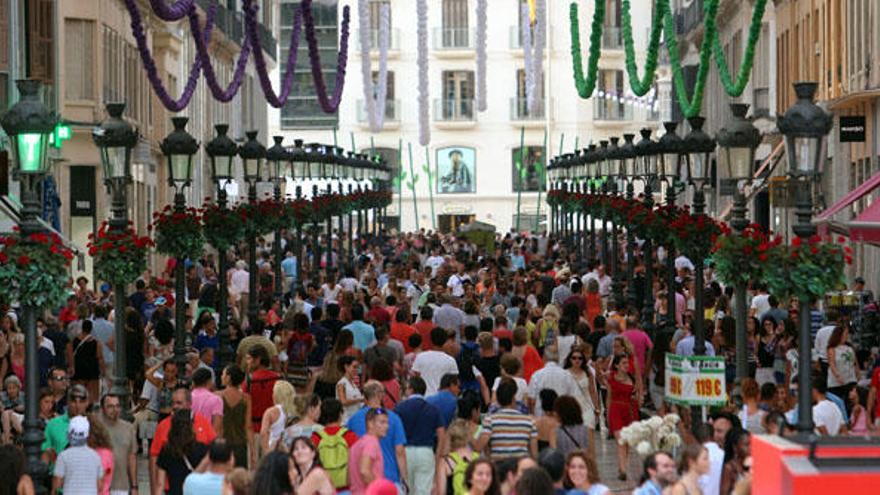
[569,0,769,118]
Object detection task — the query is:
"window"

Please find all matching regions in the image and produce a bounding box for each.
[602,0,622,48]
[363,70,396,120]
[439,70,474,120]
[595,69,628,120]
[27,0,54,86]
[363,147,400,192]
[64,19,95,100]
[512,146,546,192]
[442,0,469,48]
[280,0,339,129]
[513,68,544,119]
[367,0,392,49]
[0,1,9,109]
[752,23,770,116]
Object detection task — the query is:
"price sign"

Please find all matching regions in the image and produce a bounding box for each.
[664,353,727,406]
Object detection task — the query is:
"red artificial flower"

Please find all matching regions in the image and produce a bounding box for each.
[17,255,30,266]
[88,246,97,256]
[0,252,7,264]
[758,254,768,262]
[792,237,802,247]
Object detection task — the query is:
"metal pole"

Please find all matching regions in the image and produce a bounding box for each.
[247,184,259,330]
[625,180,638,308]
[19,173,48,492]
[730,191,750,391]
[347,183,354,268]
[641,179,655,336]
[666,186,677,333]
[326,184,334,271]
[792,183,816,434]
[107,179,130,419]
[515,127,525,232]
[338,182,345,268]
[589,182,596,260]
[274,183,283,306]
[312,184,321,283]
[601,183,610,268]
[691,187,707,437]
[216,188,232,368]
[610,182,623,304]
[293,186,303,295]
[173,192,189,375]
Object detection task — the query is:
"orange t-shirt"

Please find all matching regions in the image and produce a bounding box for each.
[522,345,544,383]
[149,412,216,458]
[390,322,417,353]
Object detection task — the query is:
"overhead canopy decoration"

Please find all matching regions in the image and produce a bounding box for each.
[124,0,351,112]
[359,0,391,132]
[569,0,769,118]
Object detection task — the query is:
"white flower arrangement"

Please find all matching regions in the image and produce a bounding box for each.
[358,0,390,132]
[619,413,682,455]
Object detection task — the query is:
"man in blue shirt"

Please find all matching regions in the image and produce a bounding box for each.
[281,251,297,293]
[343,304,376,351]
[633,451,677,495]
[395,377,447,495]
[183,439,235,495]
[426,373,460,427]
[346,381,408,488]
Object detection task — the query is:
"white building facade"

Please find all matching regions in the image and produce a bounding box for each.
[270,0,659,233]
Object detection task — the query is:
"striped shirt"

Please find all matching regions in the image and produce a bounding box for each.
[481,408,537,459]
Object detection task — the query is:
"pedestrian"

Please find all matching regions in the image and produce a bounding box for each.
[182,439,235,495]
[526,345,579,416]
[346,382,409,489]
[0,444,35,495]
[42,384,91,470]
[312,398,359,492]
[259,380,297,453]
[218,364,252,469]
[52,415,103,495]
[337,355,365,422]
[395,377,446,495]
[607,355,638,480]
[191,368,223,433]
[251,451,294,494]
[87,415,115,495]
[349,407,391,495]
[463,458,500,495]
[671,444,711,495]
[633,451,678,495]
[513,467,553,495]
[436,419,478,495]
[97,393,138,495]
[71,319,105,402]
[156,410,210,495]
[720,429,751,495]
[244,345,280,436]
[289,436,335,495]
[476,378,537,460]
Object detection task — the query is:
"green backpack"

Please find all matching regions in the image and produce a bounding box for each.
[317,428,350,488]
[447,452,479,495]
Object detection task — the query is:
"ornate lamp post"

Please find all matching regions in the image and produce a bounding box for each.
[608,137,625,305]
[658,122,685,335]
[290,139,308,293]
[683,116,717,436]
[160,117,199,374]
[92,102,138,419]
[597,141,611,268]
[778,82,833,436]
[1,78,58,491]
[239,131,266,329]
[586,145,598,260]
[635,129,658,334]
[266,136,288,307]
[205,124,237,368]
[619,134,639,308]
[717,104,761,392]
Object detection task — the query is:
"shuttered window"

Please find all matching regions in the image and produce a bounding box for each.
[65,19,95,100]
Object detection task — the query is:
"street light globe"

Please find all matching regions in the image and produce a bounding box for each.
[239,131,267,185]
[717,104,761,184]
[92,102,138,182]
[205,124,238,183]
[160,117,199,189]
[1,79,58,175]
[777,82,833,179]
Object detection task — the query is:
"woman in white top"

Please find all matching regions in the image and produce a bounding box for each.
[491,354,528,408]
[336,355,364,422]
[563,344,599,460]
[827,325,859,401]
[261,380,297,453]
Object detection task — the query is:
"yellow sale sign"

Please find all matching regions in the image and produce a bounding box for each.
[664,353,727,406]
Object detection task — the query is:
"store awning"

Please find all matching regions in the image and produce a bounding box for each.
[849,199,880,243]
[815,170,880,223]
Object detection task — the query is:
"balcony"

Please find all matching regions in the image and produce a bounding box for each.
[356,99,401,128]
[357,28,401,53]
[510,97,549,126]
[679,0,704,37]
[433,28,475,57]
[433,98,476,128]
[508,25,548,51]
[593,101,633,122]
[195,0,277,61]
[602,26,623,50]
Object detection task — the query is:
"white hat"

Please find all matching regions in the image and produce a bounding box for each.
[68,415,90,446]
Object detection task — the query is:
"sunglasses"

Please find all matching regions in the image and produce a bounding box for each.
[52,376,68,381]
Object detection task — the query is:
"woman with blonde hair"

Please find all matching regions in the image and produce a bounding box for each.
[534,304,560,352]
[437,419,480,495]
[260,380,297,452]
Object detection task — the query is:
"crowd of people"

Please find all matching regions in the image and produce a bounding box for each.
[0,226,877,495]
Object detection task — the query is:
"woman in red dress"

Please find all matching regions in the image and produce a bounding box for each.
[608,354,639,481]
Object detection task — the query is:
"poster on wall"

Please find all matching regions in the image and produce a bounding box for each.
[437,146,476,194]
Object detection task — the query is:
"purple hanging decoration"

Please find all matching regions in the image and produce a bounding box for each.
[188,8,253,102]
[243,0,350,112]
[242,0,304,107]
[125,0,212,112]
[148,0,195,21]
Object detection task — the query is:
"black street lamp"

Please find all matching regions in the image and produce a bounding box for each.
[598,141,611,269]
[635,129,658,335]
[267,136,288,308]
[716,104,761,394]
[205,124,238,368]
[608,137,625,305]
[619,134,639,309]
[160,117,199,375]
[290,140,308,294]
[1,78,58,492]
[239,131,266,330]
[586,145,598,260]
[658,122,684,336]
[92,102,138,420]
[778,82,833,436]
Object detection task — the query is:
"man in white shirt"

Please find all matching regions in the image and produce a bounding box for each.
[447,264,470,298]
[424,248,445,277]
[697,423,724,495]
[406,270,429,319]
[229,260,250,323]
[674,254,695,273]
[813,309,839,382]
[749,284,771,318]
[411,327,459,396]
[813,380,844,435]
[526,346,579,416]
[581,264,612,297]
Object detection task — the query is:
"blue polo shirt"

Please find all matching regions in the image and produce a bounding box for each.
[394,395,444,447]
[343,320,376,351]
[426,390,458,427]
[346,406,407,482]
